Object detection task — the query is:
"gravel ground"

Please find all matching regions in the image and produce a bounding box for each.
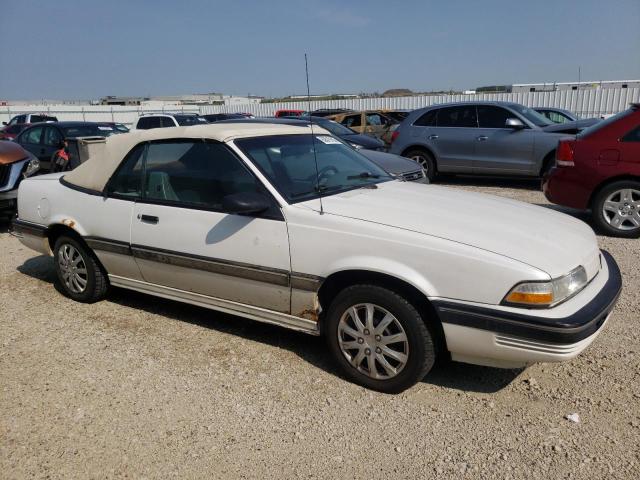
[1,177,638,479]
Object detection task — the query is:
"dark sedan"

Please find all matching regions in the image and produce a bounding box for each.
[280,116,386,150]
[202,113,249,122]
[15,121,121,171]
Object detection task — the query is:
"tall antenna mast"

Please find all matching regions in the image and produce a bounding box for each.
[305,53,324,215]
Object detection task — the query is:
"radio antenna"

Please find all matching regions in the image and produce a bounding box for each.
[305,53,324,215]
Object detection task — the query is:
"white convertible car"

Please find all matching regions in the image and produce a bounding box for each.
[12,123,621,392]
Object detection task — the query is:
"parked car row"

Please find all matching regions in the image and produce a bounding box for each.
[4,102,637,238]
[11,121,623,393]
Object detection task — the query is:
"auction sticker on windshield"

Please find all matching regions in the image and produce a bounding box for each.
[316,135,342,144]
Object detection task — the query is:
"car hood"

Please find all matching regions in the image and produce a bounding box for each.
[360,150,421,175]
[318,181,599,278]
[542,118,599,133]
[339,133,384,149]
[0,141,30,165]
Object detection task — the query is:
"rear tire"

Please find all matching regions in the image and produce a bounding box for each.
[53,235,109,302]
[404,149,436,182]
[591,180,640,238]
[324,284,436,393]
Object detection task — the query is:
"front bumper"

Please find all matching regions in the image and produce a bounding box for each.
[433,250,621,368]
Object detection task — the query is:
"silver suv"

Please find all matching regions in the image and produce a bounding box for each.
[390,101,569,181]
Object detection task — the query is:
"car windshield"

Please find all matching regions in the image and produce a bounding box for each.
[509,105,553,127]
[316,119,356,136]
[578,109,634,138]
[235,134,392,203]
[62,125,116,137]
[175,115,208,126]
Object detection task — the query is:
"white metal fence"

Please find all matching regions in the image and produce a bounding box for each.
[0,105,200,127]
[202,88,640,118]
[2,88,638,126]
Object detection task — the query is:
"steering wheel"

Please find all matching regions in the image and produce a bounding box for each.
[316,166,339,184]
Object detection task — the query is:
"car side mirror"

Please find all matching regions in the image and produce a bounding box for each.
[2,122,6,126]
[222,192,271,216]
[505,118,525,129]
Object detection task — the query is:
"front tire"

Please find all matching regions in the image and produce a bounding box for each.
[325,284,436,393]
[53,235,109,302]
[591,180,640,238]
[404,149,436,182]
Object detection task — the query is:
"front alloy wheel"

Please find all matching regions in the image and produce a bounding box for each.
[325,284,436,393]
[338,303,409,380]
[404,149,436,182]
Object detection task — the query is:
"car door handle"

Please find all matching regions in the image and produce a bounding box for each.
[427,134,439,140]
[138,214,159,225]
[477,135,489,141]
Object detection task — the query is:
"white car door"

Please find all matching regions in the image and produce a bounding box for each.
[126,139,291,313]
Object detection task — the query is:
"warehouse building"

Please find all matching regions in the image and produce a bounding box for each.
[511,80,640,93]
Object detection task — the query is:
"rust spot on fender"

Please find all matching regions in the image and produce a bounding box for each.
[62,219,76,228]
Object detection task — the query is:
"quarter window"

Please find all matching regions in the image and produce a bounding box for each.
[477,106,513,129]
[106,143,146,198]
[414,109,437,127]
[437,106,477,128]
[22,126,44,144]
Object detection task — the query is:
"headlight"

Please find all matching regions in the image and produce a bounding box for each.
[349,142,364,150]
[23,157,40,177]
[503,266,588,308]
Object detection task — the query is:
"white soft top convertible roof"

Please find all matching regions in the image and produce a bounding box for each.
[63,123,326,192]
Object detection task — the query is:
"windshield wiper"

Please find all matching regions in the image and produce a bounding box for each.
[347,171,381,180]
[290,184,340,198]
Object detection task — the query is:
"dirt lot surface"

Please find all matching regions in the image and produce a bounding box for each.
[1,177,638,479]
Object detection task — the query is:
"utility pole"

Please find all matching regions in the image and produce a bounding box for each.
[578,66,581,87]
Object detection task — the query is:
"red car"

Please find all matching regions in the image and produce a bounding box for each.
[0,123,29,141]
[543,103,640,238]
[274,109,304,118]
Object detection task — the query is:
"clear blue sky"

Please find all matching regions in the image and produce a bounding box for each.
[1,0,639,100]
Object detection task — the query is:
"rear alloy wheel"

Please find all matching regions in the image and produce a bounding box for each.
[325,284,436,393]
[54,235,109,302]
[592,181,640,238]
[404,149,436,182]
